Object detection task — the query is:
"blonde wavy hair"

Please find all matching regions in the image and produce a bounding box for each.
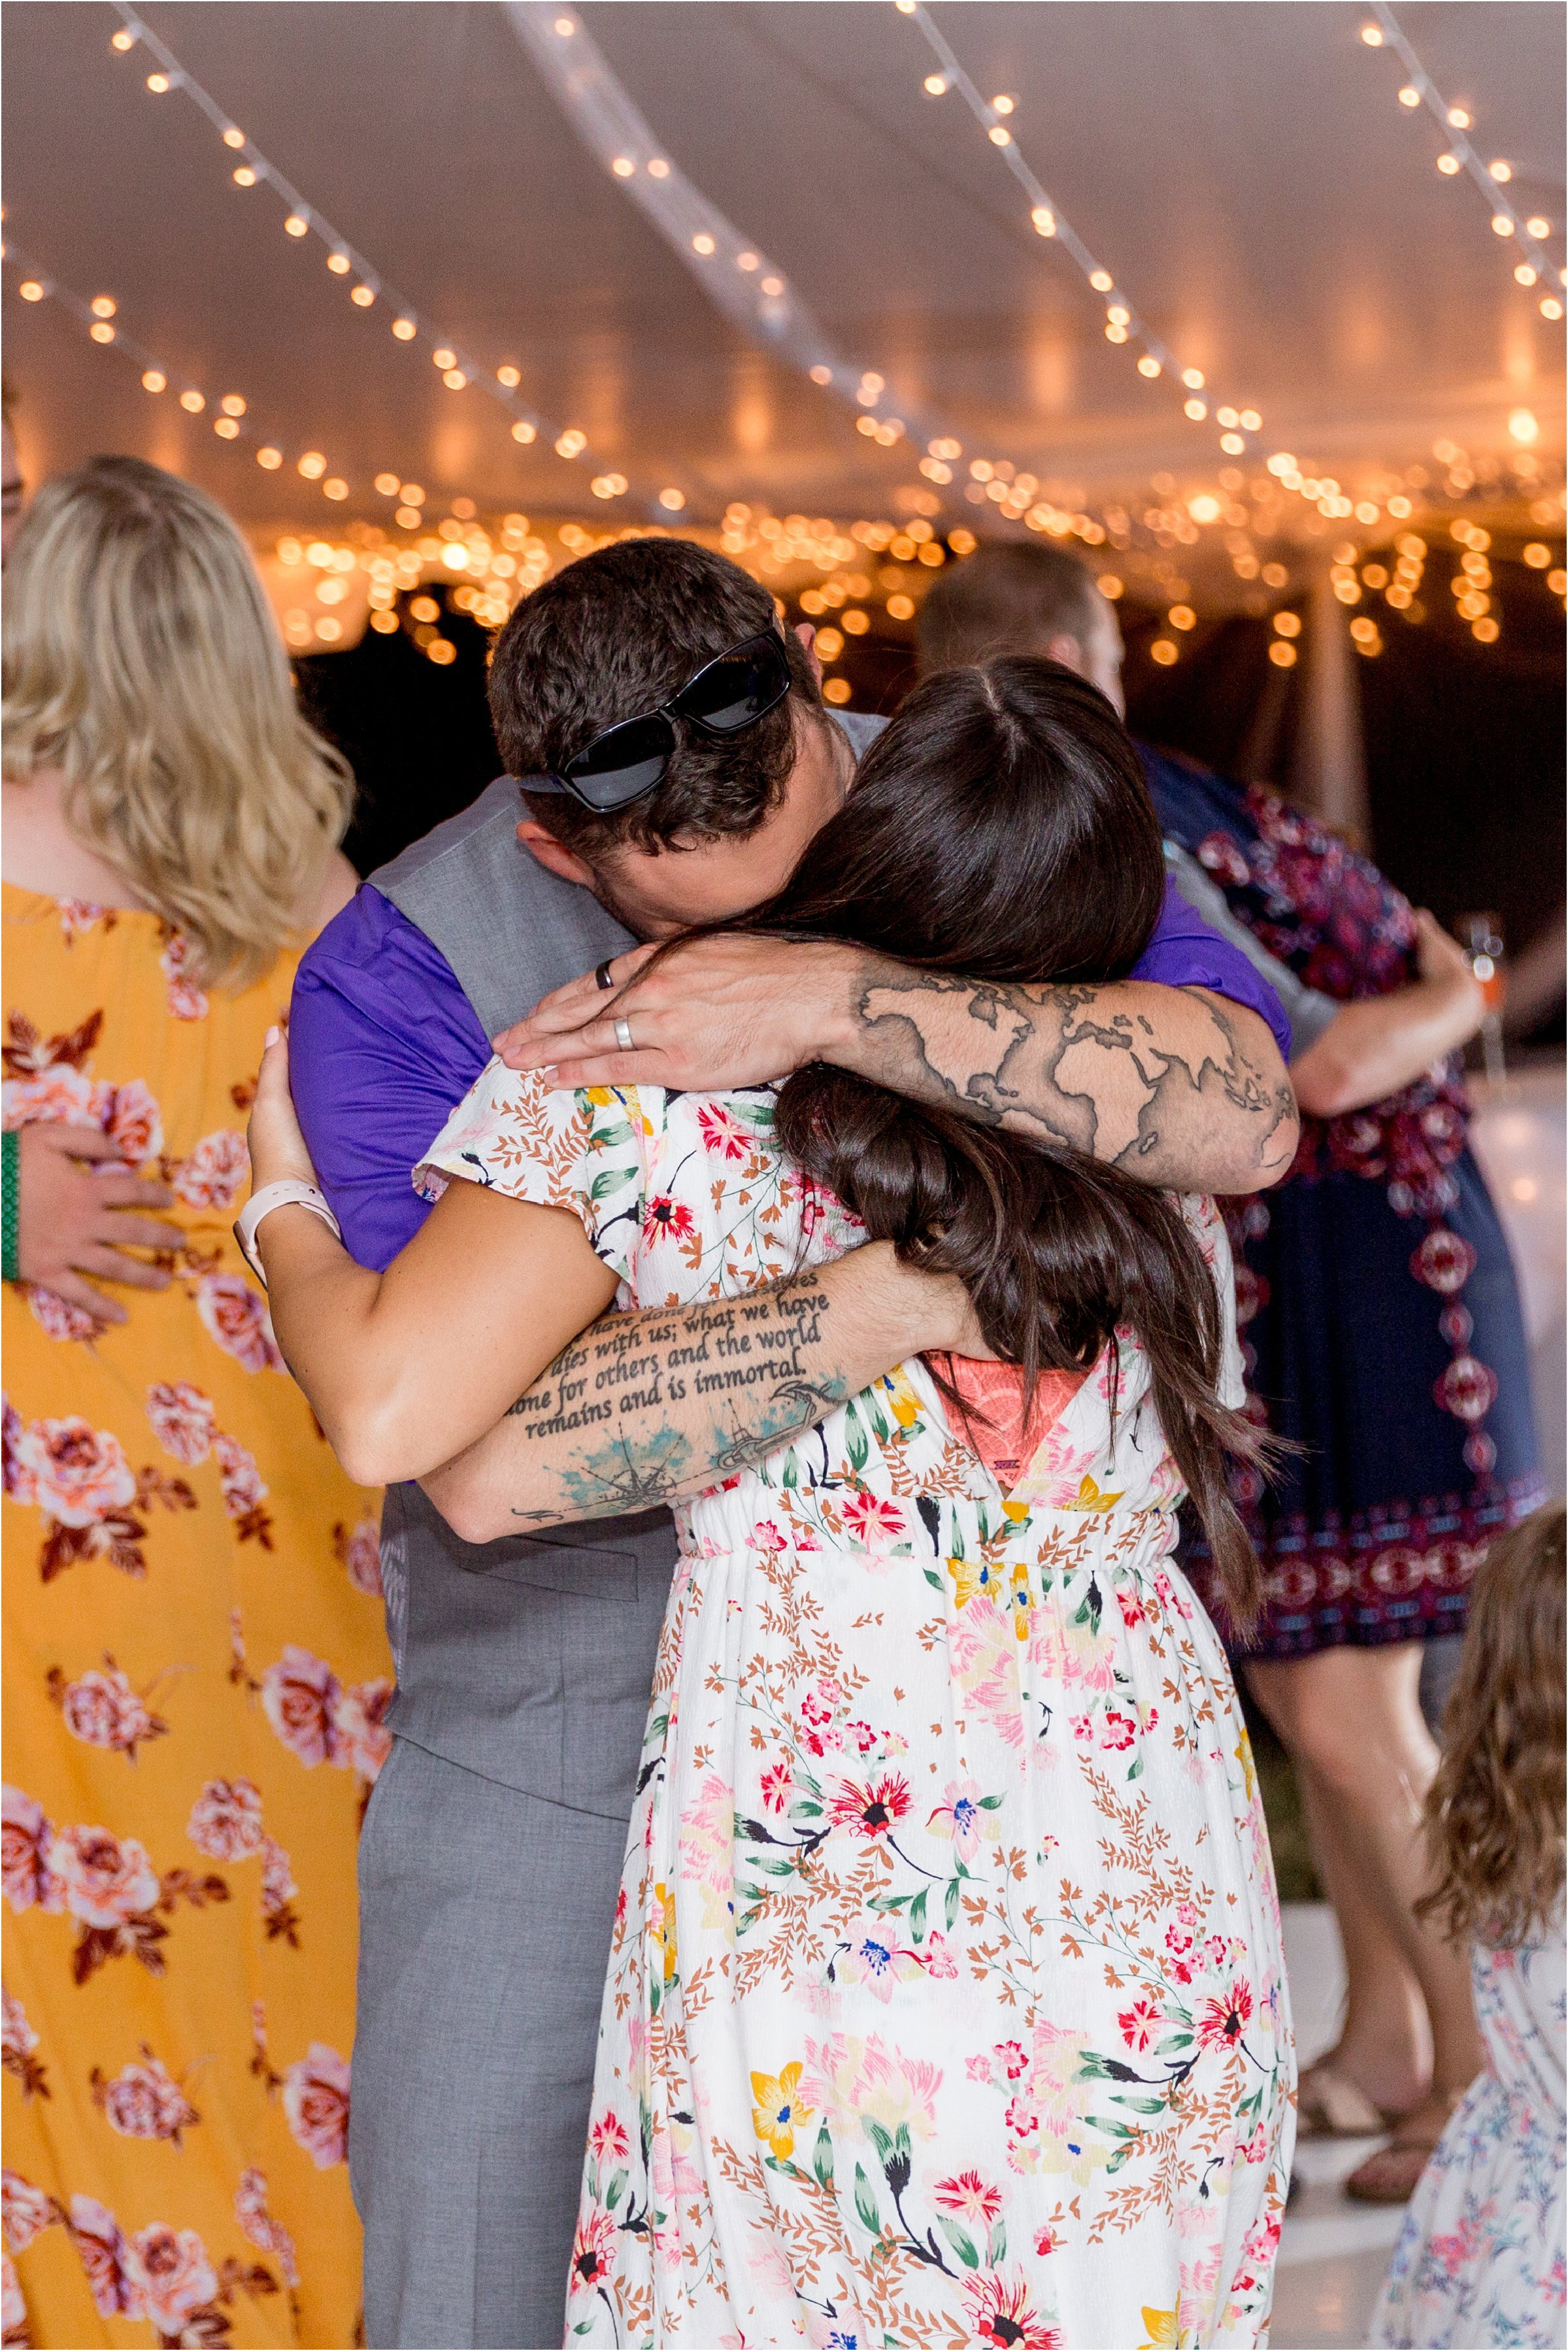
[1418,1505,1566,1950]
[3,454,353,989]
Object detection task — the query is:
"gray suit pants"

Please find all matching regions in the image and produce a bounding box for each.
[351,1737,629,2349]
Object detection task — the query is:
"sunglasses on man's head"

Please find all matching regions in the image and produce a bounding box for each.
[518,629,793,814]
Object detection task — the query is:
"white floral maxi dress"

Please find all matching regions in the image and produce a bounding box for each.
[1372,1924,1565,2350]
[418,1071,1296,2351]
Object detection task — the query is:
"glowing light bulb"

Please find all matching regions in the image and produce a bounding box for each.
[1359,24,1383,44]
[924,73,946,95]
[351,284,375,307]
[223,125,244,148]
[1437,153,1461,174]
[760,276,784,297]
[1137,354,1161,377]
[443,369,467,390]
[1516,263,1539,286]
[497,364,521,387]
[298,451,326,480]
[1150,639,1178,665]
[659,488,686,511]
[648,158,670,178]
[555,429,587,458]
[110,27,135,48]
[179,390,205,414]
[392,317,416,339]
[256,446,282,469]
[992,94,1014,114]
[511,420,536,444]
[611,156,635,177]
[284,214,308,237]
[810,364,833,386]
[1187,493,1222,523]
[1181,367,1205,390]
[1397,85,1420,107]
[1031,206,1054,235]
[90,294,116,318]
[1488,159,1511,181]
[1542,297,1565,320]
[220,393,246,416]
[1526,215,1551,237]
[988,125,1011,146]
[141,369,166,392]
[1509,408,1539,444]
[1492,214,1514,236]
[89,320,115,343]
[327,251,351,274]
[432,347,456,369]
[1446,106,1471,128]
[692,233,715,255]
[1090,269,1114,292]
[146,71,170,93]
[375,473,401,497]
[1184,397,1207,420]
[233,166,256,186]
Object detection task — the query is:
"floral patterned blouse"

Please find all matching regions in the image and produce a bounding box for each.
[420,1065,1296,2351]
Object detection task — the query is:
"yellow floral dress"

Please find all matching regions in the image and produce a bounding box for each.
[2,886,390,2350]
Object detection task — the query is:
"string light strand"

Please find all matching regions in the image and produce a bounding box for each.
[1361,3,1563,318]
[893,0,1263,453]
[107,3,689,514]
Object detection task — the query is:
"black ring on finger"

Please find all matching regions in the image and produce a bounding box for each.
[595,959,616,991]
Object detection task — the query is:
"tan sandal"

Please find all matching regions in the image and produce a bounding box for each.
[1295,2059,1393,2141]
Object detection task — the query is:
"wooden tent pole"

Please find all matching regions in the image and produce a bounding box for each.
[1290,563,1373,848]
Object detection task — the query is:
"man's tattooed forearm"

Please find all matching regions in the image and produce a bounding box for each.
[847,959,1297,1188]
[497,1278,852,1524]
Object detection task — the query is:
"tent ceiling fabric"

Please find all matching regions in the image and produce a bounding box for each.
[4,0,1563,530]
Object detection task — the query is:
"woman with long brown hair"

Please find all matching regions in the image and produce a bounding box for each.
[2,456,389,2348]
[247,657,1295,2345]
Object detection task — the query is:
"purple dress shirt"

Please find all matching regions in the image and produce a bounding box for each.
[291,879,1290,1273]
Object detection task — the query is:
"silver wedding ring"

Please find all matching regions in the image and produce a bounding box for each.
[595,959,616,991]
[614,1016,635,1052]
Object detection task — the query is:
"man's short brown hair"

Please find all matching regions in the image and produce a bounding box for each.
[916,540,1102,675]
[488,537,822,859]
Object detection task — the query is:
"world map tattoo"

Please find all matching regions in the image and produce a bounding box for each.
[492,1274,854,1526]
[846,959,1299,1187]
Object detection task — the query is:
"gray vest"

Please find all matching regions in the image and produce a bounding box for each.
[370,717,886,1820]
[372,776,675,1820]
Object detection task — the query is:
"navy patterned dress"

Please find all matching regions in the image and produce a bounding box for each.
[1141,747,1544,1659]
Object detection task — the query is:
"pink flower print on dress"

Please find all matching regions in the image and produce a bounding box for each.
[67,2194,144,2321]
[965,2268,1063,2350]
[1,1063,102,1131]
[260,1837,299,1942]
[826,1772,911,1841]
[101,1081,163,1167]
[159,931,209,1022]
[56,899,110,946]
[1117,1999,1164,2053]
[261,1646,342,1767]
[195,1273,284,1374]
[335,1516,383,1597]
[93,2049,199,2144]
[46,1825,159,1929]
[234,2168,299,2289]
[173,1127,248,1212]
[57,1662,162,1761]
[214,1433,268,1520]
[1197,1978,1254,2052]
[922,1931,959,1980]
[26,1284,98,1342]
[187,1778,264,1863]
[934,2171,1005,2224]
[145,1381,216,1466]
[1,1789,59,1914]
[571,2209,617,2292]
[590,2112,629,2163]
[758,1762,793,1814]
[696,1103,754,1163]
[926,1777,1000,1863]
[331,1680,393,1782]
[125,2222,218,2337]
[839,1491,908,1550]
[8,1416,136,1527]
[282,2043,350,2167]
[3,2170,57,2256]
[1,1988,46,2103]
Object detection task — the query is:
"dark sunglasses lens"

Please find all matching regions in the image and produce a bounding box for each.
[563,713,675,809]
[676,636,790,733]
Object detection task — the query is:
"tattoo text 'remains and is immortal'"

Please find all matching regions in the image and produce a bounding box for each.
[503,1275,850,1523]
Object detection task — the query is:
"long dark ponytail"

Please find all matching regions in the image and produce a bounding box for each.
[684,658,1265,1624]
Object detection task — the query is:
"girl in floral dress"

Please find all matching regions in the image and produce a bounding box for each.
[415,663,1296,2348]
[3,459,388,2347]
[1373,1506,1565,2350]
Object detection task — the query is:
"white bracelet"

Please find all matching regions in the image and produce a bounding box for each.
[234,1180,342,1288]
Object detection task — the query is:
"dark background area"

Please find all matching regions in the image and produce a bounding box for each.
[301,543,1567,1039]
